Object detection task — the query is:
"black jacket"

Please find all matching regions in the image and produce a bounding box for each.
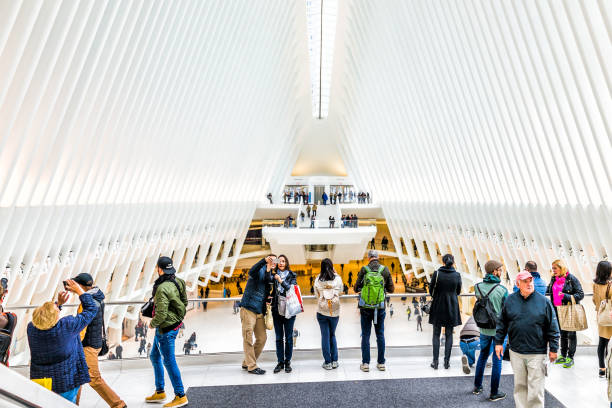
[271,269,298,314]
[495,291,560,354]
[241,258,273,315]
[545,273,584,305]
[354,260,395,304]
[82,287,105,349]
[428,266,462,327]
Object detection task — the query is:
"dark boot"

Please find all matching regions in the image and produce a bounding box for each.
[430,360,438,370]
[284,361,292,373]
[273,362,284,373]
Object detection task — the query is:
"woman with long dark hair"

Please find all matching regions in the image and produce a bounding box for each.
[271,255,298,373]
[429,254,462,369]
[593,261,612,377]
[314,258,344,369]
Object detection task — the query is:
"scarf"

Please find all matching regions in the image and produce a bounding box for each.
[153,273,176,296]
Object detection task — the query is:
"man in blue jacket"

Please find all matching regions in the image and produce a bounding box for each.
[512,261,547,296]
[495,271,559,408]
[240,255,275,374]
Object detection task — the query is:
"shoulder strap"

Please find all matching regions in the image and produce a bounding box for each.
[431,270,439,297]
[363,265,371,274]
[606,283,611,300]
[484,283,500,298]
[475,283,483,298]
[377,265,385,274]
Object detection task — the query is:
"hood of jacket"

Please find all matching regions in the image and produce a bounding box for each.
[438,266,457,274]
[483,274,501,284]
[87,287,105,303]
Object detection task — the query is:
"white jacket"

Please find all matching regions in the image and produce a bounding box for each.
[314,274,344,317]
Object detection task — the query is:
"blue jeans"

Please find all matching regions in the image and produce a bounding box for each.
[272,311,296,363]
[360,308,386,364]
[150,328,185,397]
[317,313,339,364]
[459,338,480,366]
[59,387,79,403]
[474,334,506,394]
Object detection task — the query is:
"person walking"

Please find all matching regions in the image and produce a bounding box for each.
[370,237,375,250]
[389,303,394,318]
[495,271,559,408]
[312,203,317,217]
[593,261,612,377]
[472,260,508,401]
[354,250,394,372]
[145,257,188,407]
[310,215,316,228]
[314,258,344,370]
[405,305,411,320]
[28,280,98,403]
[459,316,480,374]
[271,255,298,374]
[429,254,462,370]
[71,273,126,408]
[416,313,423,331]
[139,338,146,356]
[240,256,275,375]
[306,205,311,218]
[322,192,328,205]
[546,259,584,369]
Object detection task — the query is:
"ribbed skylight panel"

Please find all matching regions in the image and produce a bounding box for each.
[335,0,611,285]
[307,0,337,119]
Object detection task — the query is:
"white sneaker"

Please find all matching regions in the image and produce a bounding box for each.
[462,355,471,374]
[331,361,339,369]
[322,363,332,370]
[376,363,386,371]
[360,363,369,372]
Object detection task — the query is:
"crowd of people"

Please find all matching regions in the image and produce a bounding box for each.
[271,189,372,205]
[2,250,611,408]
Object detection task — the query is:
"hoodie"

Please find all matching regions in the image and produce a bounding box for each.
[80,287,105,349]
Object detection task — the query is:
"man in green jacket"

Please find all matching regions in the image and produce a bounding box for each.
[472,260,508,402]
[145,257,188,408]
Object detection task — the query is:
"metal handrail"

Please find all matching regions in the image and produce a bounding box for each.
[5,292,593,310]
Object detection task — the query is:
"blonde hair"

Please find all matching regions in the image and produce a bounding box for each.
[552,259,569,276]
[32,302,59,331]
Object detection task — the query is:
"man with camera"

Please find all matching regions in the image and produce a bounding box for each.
[70,273,126,408]
[240,255,276,374]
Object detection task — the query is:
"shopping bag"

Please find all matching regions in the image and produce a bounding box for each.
[284,285,304,318]
[264,303,274,330]
[598,284,612,327]
[32,378,52,390]
[557,296,588,331]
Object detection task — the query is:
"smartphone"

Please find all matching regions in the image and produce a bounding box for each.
[273,258,279,265]
[63,280,69,290]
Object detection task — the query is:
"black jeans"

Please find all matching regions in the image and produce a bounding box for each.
[272,311,296,363]
[598,337,610,369]
[560,329,577,359]
[432,324,453,363]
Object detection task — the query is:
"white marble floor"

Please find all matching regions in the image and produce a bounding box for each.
[79,348,608,407]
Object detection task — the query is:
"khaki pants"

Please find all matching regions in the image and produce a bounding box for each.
[240,307,267,370]
[509,350,547,408]
[77,347,125,408]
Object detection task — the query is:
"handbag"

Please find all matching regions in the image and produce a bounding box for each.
[264,303,274,330]
[421,272,438,314]
[598,283,612,327]
[557,295,588,331]
[284,285,304,318]
[141,297,155,318]
[99,305,109,356]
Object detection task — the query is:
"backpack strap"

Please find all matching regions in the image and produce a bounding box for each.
[485,283,500,298]
[377,265,385,274]
[363,265,371,274]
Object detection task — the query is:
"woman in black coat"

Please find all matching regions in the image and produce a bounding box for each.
[429,254,462,369]
[271,255,298,374]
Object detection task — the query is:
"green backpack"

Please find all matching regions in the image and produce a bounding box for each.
[359,265,386,309]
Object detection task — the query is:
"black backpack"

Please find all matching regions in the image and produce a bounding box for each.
[0,312,17,366]
[472,283,500,329]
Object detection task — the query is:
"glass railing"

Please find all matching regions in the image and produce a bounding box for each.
[7,293,598,366]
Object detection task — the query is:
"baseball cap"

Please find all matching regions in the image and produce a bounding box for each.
[484,260,503,275]
[515,270,533,287]
[157,256,176,274]
[72,273,94,287]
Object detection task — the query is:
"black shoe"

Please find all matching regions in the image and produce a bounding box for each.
[430,361,438,370]
[489,392,506,401]
[285,361,292,373]
[472,386,483,395]
[273,362,284,373]
[248,368,266,375]
[444,361,450,369]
